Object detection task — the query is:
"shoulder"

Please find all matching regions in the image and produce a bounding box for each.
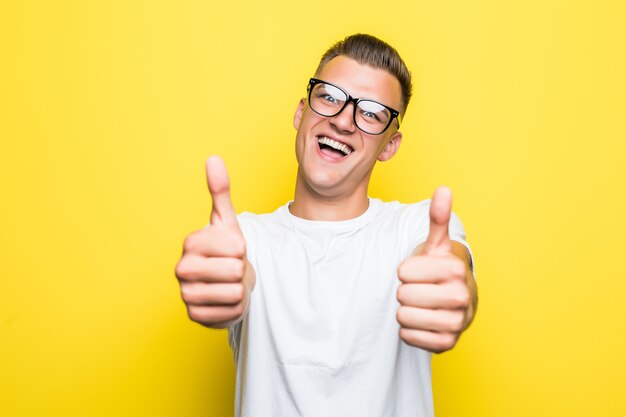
[237,202,287,225]
[372,197,468,248]
[376,198,465,230]
[236,203,292,243]
[367,198,431,244]
[372,198,431,228]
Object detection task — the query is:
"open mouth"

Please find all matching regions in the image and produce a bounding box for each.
[317,136,354,158]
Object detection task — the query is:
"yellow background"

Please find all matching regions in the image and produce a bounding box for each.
[1,0,625,416]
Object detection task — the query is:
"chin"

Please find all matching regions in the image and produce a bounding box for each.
[307,172,342,191]
[298,165,342,192]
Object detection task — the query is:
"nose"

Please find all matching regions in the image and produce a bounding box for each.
[329,101,357,134]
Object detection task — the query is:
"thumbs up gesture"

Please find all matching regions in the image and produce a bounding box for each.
[175,156,255,328]
[396,187,476,353]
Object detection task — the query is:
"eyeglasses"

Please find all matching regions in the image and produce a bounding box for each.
[307,78,401,135]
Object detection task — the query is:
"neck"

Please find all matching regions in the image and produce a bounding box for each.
[289,172,370,221]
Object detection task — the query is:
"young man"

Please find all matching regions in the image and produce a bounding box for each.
[176,34,477,416]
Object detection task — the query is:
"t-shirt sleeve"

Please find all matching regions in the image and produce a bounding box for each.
[448,211,475,274]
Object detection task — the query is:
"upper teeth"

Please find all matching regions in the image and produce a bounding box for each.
[318,137,352,155]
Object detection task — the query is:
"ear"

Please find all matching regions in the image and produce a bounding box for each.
[377,131,403,161]
[293,98,306,130]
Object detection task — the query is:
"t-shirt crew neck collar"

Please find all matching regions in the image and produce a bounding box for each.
[280,197,382,231]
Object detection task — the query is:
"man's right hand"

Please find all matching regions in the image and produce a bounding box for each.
[175,156,255,328]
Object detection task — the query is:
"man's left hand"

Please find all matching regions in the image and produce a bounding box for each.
[396,186,476,353]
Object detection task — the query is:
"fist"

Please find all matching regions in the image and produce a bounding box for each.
[175,156,255,328]
[396,186,472,353]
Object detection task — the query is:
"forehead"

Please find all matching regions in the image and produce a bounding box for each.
[317,55,402,110]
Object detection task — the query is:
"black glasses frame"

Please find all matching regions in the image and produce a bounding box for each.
[307,78,402,135]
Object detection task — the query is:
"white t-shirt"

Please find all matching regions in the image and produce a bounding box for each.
[230,198,472,417]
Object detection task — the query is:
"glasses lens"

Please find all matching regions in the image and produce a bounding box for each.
[308,80,395,135]
[309,82,347,116]
[355,100,391,134]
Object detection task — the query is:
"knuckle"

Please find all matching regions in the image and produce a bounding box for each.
[451,287,470,308]
[187,306,205,323]
[229,234,246,257]
[445,334,458,350]
[235,240,247,258]
[396,306,409,326]
[435,334,457,352]
[398,327,410,343]
[232,284,245,303]
[451,260,466,279]
[396,285,406,303]
[396,263,405,279]
[397,258,418,281]
[396,259,410,280]
[183,232,200,253]
[179,284,191,302]
[180,284,201,305]
[233,302,246,317]
[399,328,424,349]
[175,258,190,280]
[447,314,465,333]
[230,259,245,279]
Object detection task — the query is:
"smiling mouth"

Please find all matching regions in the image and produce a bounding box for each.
[317,136,354,158]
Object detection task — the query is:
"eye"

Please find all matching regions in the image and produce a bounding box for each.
[321,94,338,104]
[358,100,387,123]
[360,109,380,121]
[320,84,346,104]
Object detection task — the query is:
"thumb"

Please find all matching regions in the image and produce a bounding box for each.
[206,156,239,229]
[423,186,453,255]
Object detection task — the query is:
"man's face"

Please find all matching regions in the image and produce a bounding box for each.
[293,55,403,198]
